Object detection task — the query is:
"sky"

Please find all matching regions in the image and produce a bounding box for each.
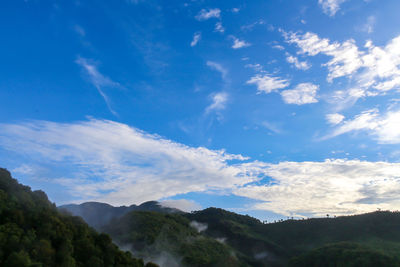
[1,0,400,220]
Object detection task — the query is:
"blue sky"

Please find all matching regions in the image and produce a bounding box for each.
[2,0,400,220]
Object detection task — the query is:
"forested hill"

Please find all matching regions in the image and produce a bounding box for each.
[5,165,400,267]
[0,168,156,267]
[59,201,181,230]
[64,200,400,266]
[188,208,400,266]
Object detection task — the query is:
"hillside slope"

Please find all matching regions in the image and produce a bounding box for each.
[102,210,251,267]
[188,208,400,265]
[59,188,400,266]
[0,168,154,267]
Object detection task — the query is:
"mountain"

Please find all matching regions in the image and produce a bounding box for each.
[288,242,399,267]
[0,168,156,267]
[59,201,181,230]
[102,210,250,267]
[64,200,400,266]
[188,208,400,266]
[9,165,400,267]
[186,208,287,266]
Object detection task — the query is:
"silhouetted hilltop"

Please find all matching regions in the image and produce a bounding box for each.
[59,200,182,230]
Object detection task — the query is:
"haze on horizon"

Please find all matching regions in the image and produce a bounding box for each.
[1,0,400,221]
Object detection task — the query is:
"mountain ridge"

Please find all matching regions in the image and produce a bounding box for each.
[59,201,182,230]
[62,201,400,266]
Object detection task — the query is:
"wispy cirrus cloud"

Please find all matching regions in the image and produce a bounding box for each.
[195,8,221,21]
[325,108,400,144]
[261,121,283,134]
[361,15,376,34]
[247,74,290,94]
[283,31,362,82]
[73,24,86,37]
[206,61,228,80]
[76,57,120,116]
[0,119,252,205]
[190,32,201,47]
[205,92,229,114]
[214,22,225,33]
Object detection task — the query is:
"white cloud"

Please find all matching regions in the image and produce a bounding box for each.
[326,113,345,125]
[214,22,225,33]
[160,199,201,212]
[205,92,228,113]
[195,8,221,21]
[247,74,290,94]
[231,8,240,13]
[0,119,253,205]
[318,0,348,16]
[190,32,201,47]
[285,53,311,70]
[284,31,400,106]
[231,37,251,49]
[2,120,400,217]
[284,31,362,82]
[272,45,285,50]
[245,63,263,72]
[206,61,228,80]
[326,108,400,144]
[235,159,400,217]
[281,83,319,105]
[75,57,120,116]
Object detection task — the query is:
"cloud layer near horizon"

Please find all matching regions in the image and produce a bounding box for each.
[2,119,400,217]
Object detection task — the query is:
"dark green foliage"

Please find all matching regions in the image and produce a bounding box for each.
[187,208,400,266]
[59,201,182,231]
[187,208,287,266]
[288,242,400,267]
[0,168,152,267]
[55,174,400,266]
[102,210,248,267]
[259,211,400,261]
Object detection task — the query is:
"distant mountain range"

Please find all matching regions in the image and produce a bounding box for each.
[61,200,400,267]
[3,167,400,267]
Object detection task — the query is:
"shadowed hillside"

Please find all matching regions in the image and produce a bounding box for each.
[0,168,156,267]
[188,208,400,265]
[63,199,400,266]
[102,211,251,267]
